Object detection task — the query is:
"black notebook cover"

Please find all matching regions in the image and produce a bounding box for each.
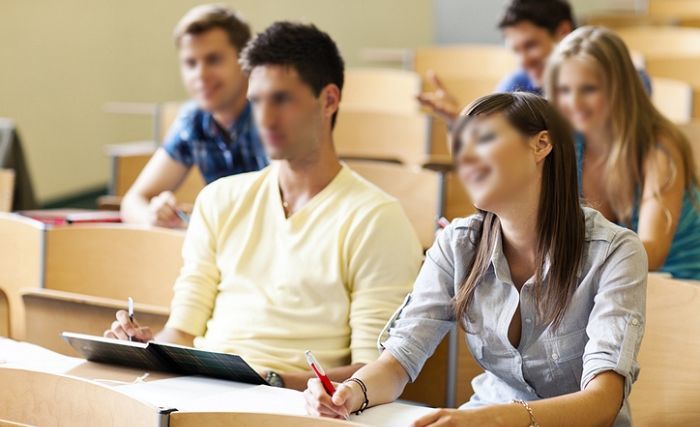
[62,332,268,385]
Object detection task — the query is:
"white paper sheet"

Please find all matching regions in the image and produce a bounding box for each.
[353,401,436,426]
[0,338,84,373]
[115,375,435,426]
[1,339,436,426]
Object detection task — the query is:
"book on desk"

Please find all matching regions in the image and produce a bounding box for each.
[62,332,268,386]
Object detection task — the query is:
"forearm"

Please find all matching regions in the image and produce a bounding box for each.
[494,371,624,427]
[120,191,152,224]
[281,363,365,391]
[345,351,410,411]
[154,327,195,347]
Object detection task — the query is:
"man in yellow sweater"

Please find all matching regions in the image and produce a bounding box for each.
[104,21,423,391]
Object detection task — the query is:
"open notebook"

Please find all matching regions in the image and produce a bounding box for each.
[62,332,268,385]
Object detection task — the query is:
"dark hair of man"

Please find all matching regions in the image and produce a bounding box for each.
[240,21,345,128]
[498,0,576,34]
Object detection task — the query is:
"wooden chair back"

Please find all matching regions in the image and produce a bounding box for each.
[630,274,700,426]
[0,213,44,339]
[343,68,422,113]
[43,224,185,306]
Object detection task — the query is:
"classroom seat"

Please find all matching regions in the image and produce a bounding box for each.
[651,76,694,123]
[618,27,700,57]
[642,55,700,119]
[43,224,185,306]
[630,274,700,426]
[444,171,474,220]
[170,412,360,427]
[0,367,161,426]
[677,121,700,171]
[649,0,700,26]
[413,44,517,80]
[343,68,422,113]
[22,288,169,356]
[345,160,440,249]
[583,13,673,30]
[0,213,44,340]
[0,169,14,212]
[334,110,432,166]
[104,141,206,203]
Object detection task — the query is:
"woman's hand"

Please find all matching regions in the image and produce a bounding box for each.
[412,405,526,427]
[304,378,364,420]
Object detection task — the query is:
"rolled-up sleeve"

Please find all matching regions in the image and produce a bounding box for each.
[165,183,221,336]
[380,224,465,382]
[582,228,648,399]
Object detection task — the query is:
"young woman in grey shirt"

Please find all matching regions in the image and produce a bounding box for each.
[305,92,647,427]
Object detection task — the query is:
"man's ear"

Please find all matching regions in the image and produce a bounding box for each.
[321,83,341,121]
[531,130,553,163]
[554,20,573,42]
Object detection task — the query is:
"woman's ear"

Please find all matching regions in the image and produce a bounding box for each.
[531,130,553,163]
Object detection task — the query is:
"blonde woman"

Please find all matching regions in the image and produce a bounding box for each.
[304,93,646,427]
[546,26,700,280]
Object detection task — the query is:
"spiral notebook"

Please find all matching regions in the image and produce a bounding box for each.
[62,332,268,385]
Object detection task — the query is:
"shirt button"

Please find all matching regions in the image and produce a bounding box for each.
[551,353,559,361]
[525,318,532,324]
[631,318,639,326]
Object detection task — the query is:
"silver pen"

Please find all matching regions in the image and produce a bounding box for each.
[128,297,134,342]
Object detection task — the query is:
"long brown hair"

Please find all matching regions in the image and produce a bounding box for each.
[452,92,585,329]
[546,26,699,225]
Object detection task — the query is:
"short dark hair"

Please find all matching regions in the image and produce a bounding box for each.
[498,0,575,34]
[240,21,345,127]
[174,4,251,53]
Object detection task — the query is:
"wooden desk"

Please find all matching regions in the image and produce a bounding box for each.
[0,339,435,426]
[0,367,170,427]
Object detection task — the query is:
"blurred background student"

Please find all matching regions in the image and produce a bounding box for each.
[546,26,700,280]
[121,5,268,228]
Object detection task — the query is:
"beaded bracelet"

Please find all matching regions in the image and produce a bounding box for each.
[343,377,369,414]
[513,399,539,427]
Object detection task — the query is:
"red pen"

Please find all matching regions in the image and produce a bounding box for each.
[305,350,336,395]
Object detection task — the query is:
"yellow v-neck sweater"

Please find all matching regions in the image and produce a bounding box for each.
[166,162,423,373]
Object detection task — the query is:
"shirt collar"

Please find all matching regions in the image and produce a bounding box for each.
[488,224,553,285]
[202,100,253,139]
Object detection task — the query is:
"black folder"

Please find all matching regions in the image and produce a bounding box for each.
[62,332,268,385]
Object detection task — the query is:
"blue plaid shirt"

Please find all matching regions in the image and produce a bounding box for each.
[163,100,268,184]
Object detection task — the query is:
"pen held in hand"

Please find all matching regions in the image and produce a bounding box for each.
[127,297,134,342]
[305,350,336,396]
[176,209,190,225]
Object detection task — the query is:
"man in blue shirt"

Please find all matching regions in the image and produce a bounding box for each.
[121,5,267,228]
[418,0,651,123]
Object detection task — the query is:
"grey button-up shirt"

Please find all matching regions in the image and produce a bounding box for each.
[381,207,647,427]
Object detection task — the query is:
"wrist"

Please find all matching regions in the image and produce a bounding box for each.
[342,378,369,414]
[344,381,365,412]
[510,400,539,427]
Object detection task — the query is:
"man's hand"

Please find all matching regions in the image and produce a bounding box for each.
[103,310,154,342]
[149,191,183,228]
[416,71,461,126]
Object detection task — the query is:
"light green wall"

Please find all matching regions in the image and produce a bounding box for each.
[0,1,433,202]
